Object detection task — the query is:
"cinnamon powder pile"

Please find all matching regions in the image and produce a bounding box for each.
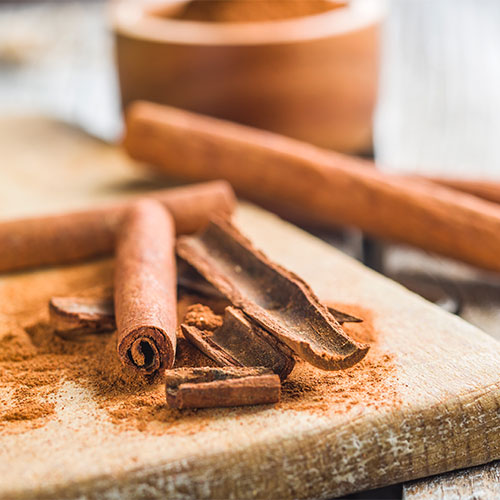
[0,261,399,435]
[169,0,342,23]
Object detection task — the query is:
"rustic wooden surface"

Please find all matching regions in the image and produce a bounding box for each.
[403,460,500,500]
[1,118,500,499]
[2,2,500,497]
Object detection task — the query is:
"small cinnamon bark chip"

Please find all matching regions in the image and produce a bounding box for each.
[177,218,370,371]
[115,200,177,381]
[165,367,280,409]
[327,306,362,325]
[49,297,115,338]
[182,305,295,380]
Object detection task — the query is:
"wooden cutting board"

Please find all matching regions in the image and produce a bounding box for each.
[1,118,500,500]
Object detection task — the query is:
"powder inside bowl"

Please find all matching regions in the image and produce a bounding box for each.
[168,0,345,23]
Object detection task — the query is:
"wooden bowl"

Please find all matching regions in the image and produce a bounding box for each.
[111,0,384,153]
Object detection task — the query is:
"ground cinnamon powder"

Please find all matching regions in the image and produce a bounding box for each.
[0,261,399,435]
[182,303,224,331]
[169,0,342,23]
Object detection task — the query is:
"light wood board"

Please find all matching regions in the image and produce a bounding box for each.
[1,118,500,499]
[403,460,500,500]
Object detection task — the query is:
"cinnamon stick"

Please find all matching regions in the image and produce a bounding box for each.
[422,177,500,205]
[181,305,296,380]
[165,367,280,409]
[177,218,369,371]
[125,101,500,273]
[0,180,235,273]
[114,200,177,380]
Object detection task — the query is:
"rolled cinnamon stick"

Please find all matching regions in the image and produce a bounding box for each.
[125,101,500,273]
[0,180,235,273]
[114,199,177,380]
[422,177,500,205]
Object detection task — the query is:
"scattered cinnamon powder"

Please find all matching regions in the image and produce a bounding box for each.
[325,302,377,344]
[0,261,399,435]
[183,304,223,331]
[168,0,342,23]
[176,293,229,321]
[280,303,400,414]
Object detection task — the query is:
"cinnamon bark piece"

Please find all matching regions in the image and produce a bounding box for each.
[179,261,362,325]
[327,306,362,324]
[177,258,226,298]
[165,366,280,409]
[115,200,177,381]
[181,325,243,368]
[177,218,369,371]
[0,180,235,273]
[182,305,295,380]
[49,297,115,339]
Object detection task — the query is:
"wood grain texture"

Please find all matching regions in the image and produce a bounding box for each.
[1,119,500,499]
[375,0,500,180]
[403,460,500,500]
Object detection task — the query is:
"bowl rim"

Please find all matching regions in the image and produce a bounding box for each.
[111,0,385,46]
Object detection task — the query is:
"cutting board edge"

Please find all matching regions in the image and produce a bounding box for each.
[4,380,499,500]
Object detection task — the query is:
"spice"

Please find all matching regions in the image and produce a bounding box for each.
[0,180,235,273]
[124,101,500,273]
[177,259,226,298]
[327,306,362,324]
[182,303,224,331]
[48,263,228,340]
[165,366,280,409]
[422,177,500,205]
[182,305,296,380]
[115,200,177,381]
[49,296,115,338]
[177,217,369,370]
[0,260,397,436]
[169,0,341,23]
[47,294,361,339]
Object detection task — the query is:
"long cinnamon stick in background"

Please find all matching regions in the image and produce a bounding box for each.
[0,180,235,273]
[177,218,369,371]
[114,200,177,380]
[125,101,500,273]
[422,177,500,205]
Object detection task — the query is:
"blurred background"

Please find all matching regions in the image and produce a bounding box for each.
[4,0,498,334]
[1,2,500,496]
